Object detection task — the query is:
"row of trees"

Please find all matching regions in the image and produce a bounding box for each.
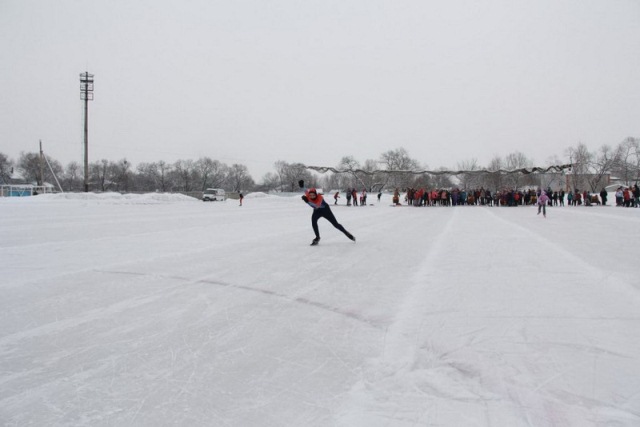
[274,149,545,193]
[1,137,638,194]
[275,138,639,194]
[0,154,254,194]
[565,138,640,192]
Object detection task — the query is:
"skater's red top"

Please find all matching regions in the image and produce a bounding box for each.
[305,189,325,208]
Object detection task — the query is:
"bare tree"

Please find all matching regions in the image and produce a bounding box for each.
[429,168,453,190]
[334,156,388,190]
[274,161,311,192]
[337,156,368,190]
[135,161,175,192]
[16,151,62,188]
[320,172,344,193]
[62,161,83,191]
[273,161,288,191]
[172,160,197,192]
[111,158,131,192]
[484,156,504,191]
[227,163,254,192]
[0,152,13,184]
[409,173,432,190]
[360,159,379,191]
[379,148,421,190]
[195,157,227,190]
[456,158,480,190]
[134,162,155,191]
[257,171,280,192]
[45,157,64,190]
[88,159,110,192]
[155,161,173,192]
[538,155,565,191]
[17,152,42,185]
[565,142,618,192]
[588,145,617,192]
[565,144,591,191]
[613,137,640,186]
[504,151,534,189]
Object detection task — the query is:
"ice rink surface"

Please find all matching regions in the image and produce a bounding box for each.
[1,192,639,426]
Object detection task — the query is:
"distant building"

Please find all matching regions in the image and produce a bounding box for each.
[563,173,612,192]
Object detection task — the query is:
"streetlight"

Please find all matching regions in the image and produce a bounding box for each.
[80,72,94,192]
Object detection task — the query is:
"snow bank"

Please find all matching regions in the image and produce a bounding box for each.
[29,192,199,204]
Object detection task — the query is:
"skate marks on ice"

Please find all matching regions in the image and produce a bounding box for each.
[336,208,640,426]
[484,206,640,292]
[336,207,486,426]
[102,269,385,330]
[0,267,383,426]
[335,208,522,425]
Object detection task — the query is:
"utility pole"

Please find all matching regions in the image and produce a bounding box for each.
[80,72,94,192]
[39,140,45,187]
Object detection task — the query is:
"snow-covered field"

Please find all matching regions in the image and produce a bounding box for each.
[1,192,639,426]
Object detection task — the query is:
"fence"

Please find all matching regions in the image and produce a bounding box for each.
[0,185,55,197]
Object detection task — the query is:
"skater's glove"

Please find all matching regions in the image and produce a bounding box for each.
[301,195,309,203]
[298,180,304,188]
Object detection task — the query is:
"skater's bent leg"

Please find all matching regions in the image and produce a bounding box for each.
[322,209,351,237]
[311,210,321,238]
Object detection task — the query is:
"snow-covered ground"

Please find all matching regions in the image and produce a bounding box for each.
[1,192,639,426]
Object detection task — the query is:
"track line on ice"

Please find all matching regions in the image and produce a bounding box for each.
[378,207,458,369]
[98,270,385,330]
[481,207,638,292]
[335,208,461,425]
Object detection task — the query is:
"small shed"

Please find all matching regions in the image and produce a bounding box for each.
[1,184,55,197]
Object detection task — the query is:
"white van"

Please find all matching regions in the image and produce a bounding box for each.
[202,188,226,202]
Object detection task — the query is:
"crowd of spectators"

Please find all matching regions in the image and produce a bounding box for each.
[614,185,640,207]
[387,185,640,208]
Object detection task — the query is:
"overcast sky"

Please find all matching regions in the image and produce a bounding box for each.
[1,0,639,179]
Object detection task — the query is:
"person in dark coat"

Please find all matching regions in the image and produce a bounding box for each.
[600,188,608,205]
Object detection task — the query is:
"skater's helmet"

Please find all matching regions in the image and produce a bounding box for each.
[308,188,317,195]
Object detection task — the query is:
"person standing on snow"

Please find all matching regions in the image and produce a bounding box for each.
[537,190,550,217]
[600,188,608,206]
[615,187,623,206]
[299,180,355,246]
